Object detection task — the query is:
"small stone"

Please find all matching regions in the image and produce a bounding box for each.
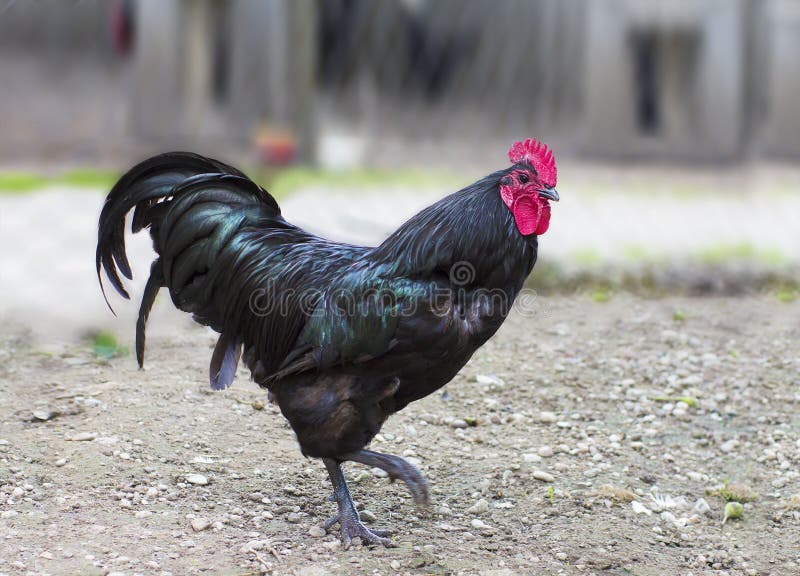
[371,467,389,478]
[467,498,490,515]
[134,510,152,518]
[537,445,554,458]
[532,470,554,483]
[185,474,208,486]
[692,498,711,516]
[12,487,24,497]
[68,432,97,442]
[523,453,542,463]
[470,518,489,530]
[191,518,211,532]
[32,410,55,421]
[720,439,739,453]
[309,526,326,538]
[450,419,468,429]
[475,374,505,388]
[632,501,652,515]
[390,559,401,570]
[538,411,557,423]
[286,512,302,523]
[55,458,68,467]
[360,509,378,523]
[146,487,159,498]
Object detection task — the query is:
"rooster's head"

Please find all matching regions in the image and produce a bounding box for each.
[500,138,559,236]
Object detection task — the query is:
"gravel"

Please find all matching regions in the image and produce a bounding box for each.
[0,296,798,574]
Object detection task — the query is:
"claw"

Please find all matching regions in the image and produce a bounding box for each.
[322,512,395,545]
[339,516,396,549]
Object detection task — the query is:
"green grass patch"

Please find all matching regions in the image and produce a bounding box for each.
[0,172,49,193]
[775,287,798,303]
[652,395,698,408]
[590,286,613,302]
[90,331,129,360]
[695,243,788,265]
[57,169,120,190]
[570,248,603,266]
[0,169,121,194]
[706,481,758,503]
[0,165,459,198]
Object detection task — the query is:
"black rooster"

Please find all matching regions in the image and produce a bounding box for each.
[96,138,558,547]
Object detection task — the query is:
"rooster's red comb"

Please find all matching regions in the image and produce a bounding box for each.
[508,138,557,188]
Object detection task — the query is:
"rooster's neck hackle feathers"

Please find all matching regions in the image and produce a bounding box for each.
[368,169,536,289]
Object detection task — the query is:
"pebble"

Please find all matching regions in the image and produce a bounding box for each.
[32,410,55,421]
[470,518,489,530]
[240,540,267,552]
[692,498,711,516]
[54,458,68,467]
[371,467,389,478]
[532,470,554,483]
[523,453,542,463]
[185,474,209,486]
[537,445,554,458]
[467,498,489,515]
[450,419,468,429]
[309,526,326,538]
[68,432,96,441]
[538,411,557,423]
[390,559,401,570]
[360,509,377,523]
[475,374,505,387]
[191,518,211,532]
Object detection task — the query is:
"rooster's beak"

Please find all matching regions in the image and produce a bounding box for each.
[538,186,559,202]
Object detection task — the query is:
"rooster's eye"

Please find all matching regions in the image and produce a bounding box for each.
[518,174,529,184]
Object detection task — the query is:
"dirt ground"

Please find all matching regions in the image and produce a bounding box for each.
[1,296,799,576]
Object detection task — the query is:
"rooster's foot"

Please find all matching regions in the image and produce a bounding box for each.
[322,457,397,549]
[322,513,395,548]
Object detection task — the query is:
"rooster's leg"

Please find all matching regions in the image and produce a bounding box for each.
[321,458,395,548]
[342,449,430,506]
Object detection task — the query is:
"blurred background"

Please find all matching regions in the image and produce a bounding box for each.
[0,0,798,340]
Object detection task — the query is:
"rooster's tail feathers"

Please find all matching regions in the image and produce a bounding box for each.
[96,152,278,308]
[96,152,280,367]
